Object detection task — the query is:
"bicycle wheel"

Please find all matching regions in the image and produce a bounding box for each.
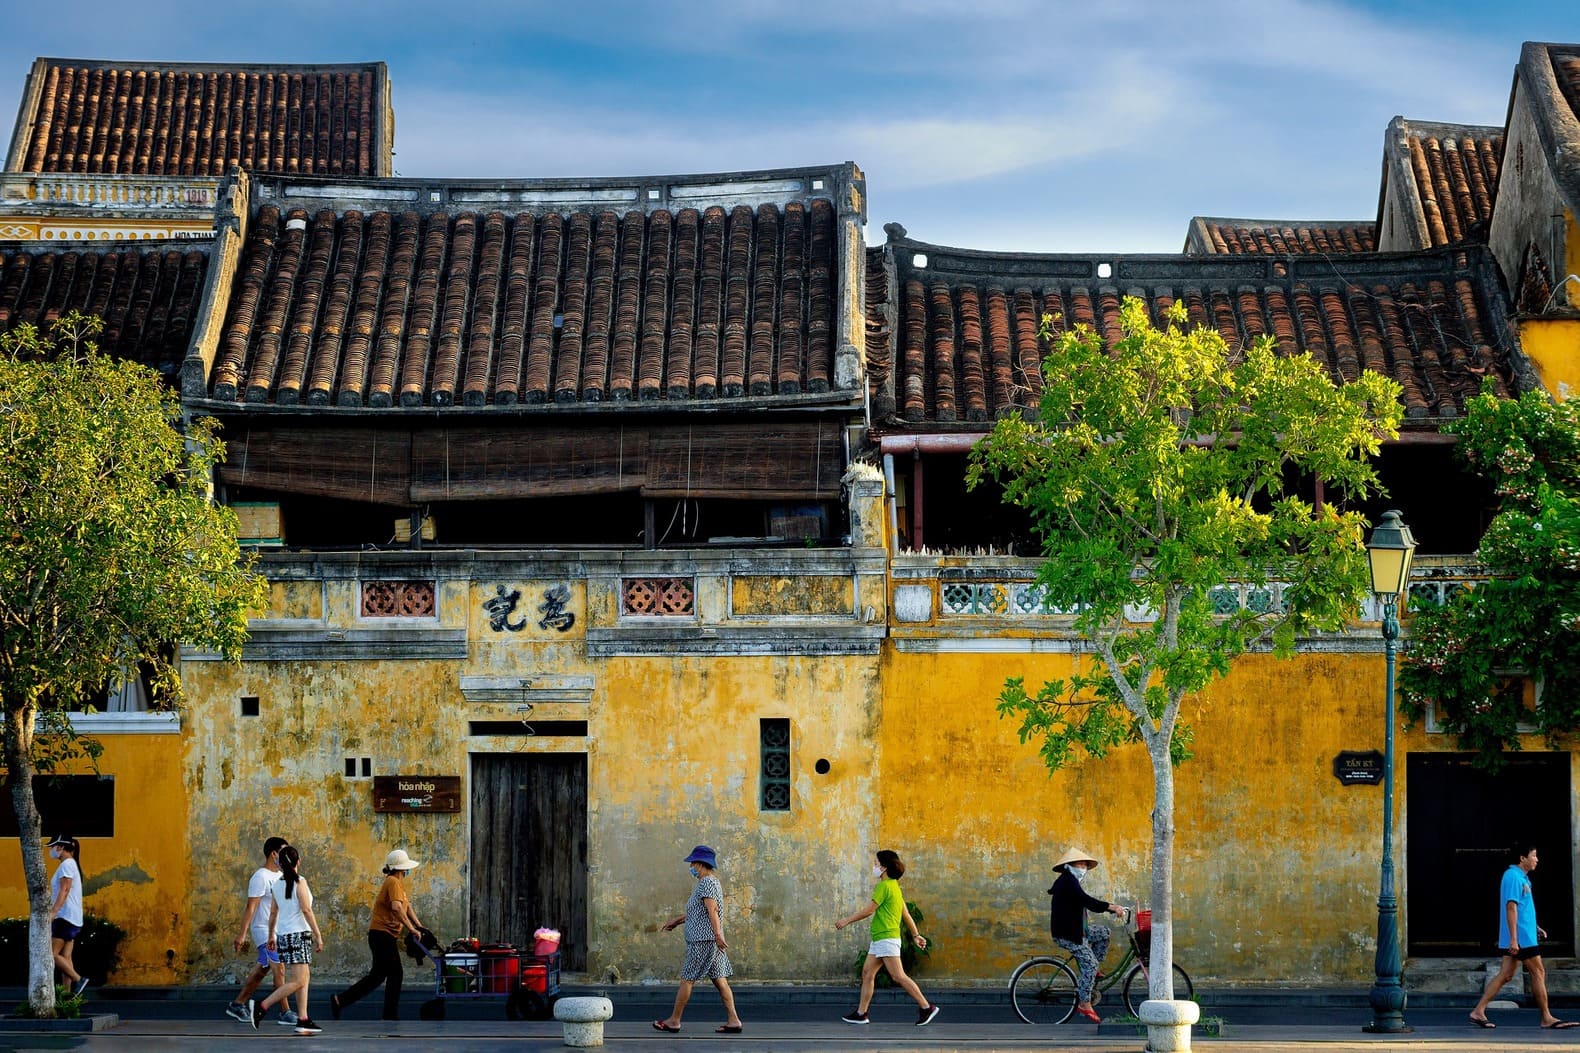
[1123,962,1193,1016]
[1010,956,1077,1024]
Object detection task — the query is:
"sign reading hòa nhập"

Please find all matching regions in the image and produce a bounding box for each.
[372,775,461,813]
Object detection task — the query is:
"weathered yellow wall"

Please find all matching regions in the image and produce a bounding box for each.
[0,735,190,984]
[591,653,880,981]
[877,646,1483,983]
[1521,316,1580,400]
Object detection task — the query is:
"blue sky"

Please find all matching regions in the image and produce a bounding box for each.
[1,1,1575,252]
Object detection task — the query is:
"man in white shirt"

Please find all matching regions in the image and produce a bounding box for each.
[225,837,292,1025]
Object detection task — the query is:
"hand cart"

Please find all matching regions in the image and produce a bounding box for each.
[415,938,562,1021]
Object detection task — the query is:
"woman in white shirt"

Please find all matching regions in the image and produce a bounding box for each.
[252,845,325,1035]
[47,835,88,996]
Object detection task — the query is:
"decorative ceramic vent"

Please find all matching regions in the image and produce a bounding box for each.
[361,580,436,617]
[621,577,695,617]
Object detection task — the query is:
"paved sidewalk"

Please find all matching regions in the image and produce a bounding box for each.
[6,1017,1580,1051]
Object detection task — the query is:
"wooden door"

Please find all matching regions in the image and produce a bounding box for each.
[470,753,588,970]
[1407,751,1573,957]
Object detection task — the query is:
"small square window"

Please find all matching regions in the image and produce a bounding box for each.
[344,757,357,777]
[361,757,372,778]
[647,188,661,201]
[240,696,260,717]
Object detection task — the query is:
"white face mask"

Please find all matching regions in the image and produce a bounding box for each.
[872,864,885,878]
[49,848,59,860]
[1067,863,1087,875]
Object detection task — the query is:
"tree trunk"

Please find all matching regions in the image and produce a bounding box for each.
[1148,741,1176,1001]
[3,706,56,1015]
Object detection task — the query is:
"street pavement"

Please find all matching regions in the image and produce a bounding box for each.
[3,985,1580,1051]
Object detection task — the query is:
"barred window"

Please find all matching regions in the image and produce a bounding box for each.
[760,719,791,811]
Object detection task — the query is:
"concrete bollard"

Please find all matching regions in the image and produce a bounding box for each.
[553,996,614,1048]
[1139,998,1200,1052]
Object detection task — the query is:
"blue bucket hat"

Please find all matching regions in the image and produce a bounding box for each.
[684,844,717,868]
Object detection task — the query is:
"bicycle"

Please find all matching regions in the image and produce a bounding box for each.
[1009,908,1194,1024]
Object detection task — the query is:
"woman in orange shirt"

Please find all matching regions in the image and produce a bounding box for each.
[330,849,425,1021]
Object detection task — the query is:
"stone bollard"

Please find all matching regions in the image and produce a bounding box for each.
[1139,998,1200,1052]
[553,996,614,1048]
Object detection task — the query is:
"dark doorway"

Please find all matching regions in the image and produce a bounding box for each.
[1407,752,1573,957]
[470,753,588,970]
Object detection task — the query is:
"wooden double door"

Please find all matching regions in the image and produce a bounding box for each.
[470,753,588,971]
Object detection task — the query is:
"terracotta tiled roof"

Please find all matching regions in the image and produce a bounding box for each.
[869,237,1529,428]
[209,181,849,409]
[6,59,391,177]
[0,241,209,378]
[1377,118,1503,251]
[1185,218,1376,256]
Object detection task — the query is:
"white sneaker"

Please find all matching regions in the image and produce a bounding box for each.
[278,1009,299,1026]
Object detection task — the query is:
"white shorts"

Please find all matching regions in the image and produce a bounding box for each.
[868,938,902,959]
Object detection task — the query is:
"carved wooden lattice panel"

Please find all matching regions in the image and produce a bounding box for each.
[361,580,437,617]
[622,577,695,616]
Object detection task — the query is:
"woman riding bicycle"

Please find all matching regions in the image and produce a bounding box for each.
[1048,846,1127,1023]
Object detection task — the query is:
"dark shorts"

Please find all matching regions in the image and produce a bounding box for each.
[51,918,81,941]
[1504,945,1542,961]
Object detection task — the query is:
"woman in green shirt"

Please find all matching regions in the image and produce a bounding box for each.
[834,849,939,1026]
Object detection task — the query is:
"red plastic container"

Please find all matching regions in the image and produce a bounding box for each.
[482,946,519,994]
[533,928,561,957]
[522,963,549,993]
[1136,910,1152,933]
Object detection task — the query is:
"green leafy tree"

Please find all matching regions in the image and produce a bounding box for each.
[0,314,266,1015]
[969,298,1402,1002]
[1398,387,1580,765]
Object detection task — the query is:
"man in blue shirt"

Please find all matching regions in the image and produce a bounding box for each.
[1469,844,1577,1029]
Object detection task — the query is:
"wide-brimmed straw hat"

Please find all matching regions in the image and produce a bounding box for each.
[384,849,421,871]
[1052,846,1100,872]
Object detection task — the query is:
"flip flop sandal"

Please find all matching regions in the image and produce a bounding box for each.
[653,1020,682,1032]
[716,1025,744,1033]
[1469,1016,1495,1028]
[1544,1020,1580,1029]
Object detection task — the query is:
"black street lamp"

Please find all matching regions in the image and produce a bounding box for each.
[1363,509,1416,1034]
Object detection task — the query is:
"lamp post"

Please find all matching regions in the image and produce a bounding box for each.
[1364,509,1416,1034]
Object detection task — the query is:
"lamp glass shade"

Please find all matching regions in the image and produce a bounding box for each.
[1366,511,1417,597]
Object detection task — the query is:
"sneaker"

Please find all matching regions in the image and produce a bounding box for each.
[841,1010,869,1024]
[330,994,342,1021]
[917,1003,940,1026]
[71,978,89,998]
[251,1001,265,1030]
[224,1002,250,1023]
[295,1018,323,1035]
[277,1009,300,1026]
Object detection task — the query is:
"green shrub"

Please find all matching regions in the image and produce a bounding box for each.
[12,983,84,1018]
[852,899,932,986]
[0,913,126,985]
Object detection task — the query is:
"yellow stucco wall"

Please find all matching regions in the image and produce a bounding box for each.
[0,734,190,984]
[1521,317,1580,400]
[876,645,1537,983]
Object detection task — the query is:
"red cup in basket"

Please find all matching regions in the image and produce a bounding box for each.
[533,927,561,957]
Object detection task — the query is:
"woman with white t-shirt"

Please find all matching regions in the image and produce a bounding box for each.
[252,844,325,1035]
[47,835,88,997]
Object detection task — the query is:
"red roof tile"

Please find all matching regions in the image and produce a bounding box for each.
[210,196,842,408]
[7,59,390,177]
[0,241,209,377]
[1186,218,1376,255]
[869,238,1529,429]
[1378,118,1503,250]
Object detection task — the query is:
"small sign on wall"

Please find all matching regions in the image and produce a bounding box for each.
[372,775,462,813]
[1333,751,1386,785]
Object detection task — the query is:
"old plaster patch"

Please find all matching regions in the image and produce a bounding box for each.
[84,862,153,896]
